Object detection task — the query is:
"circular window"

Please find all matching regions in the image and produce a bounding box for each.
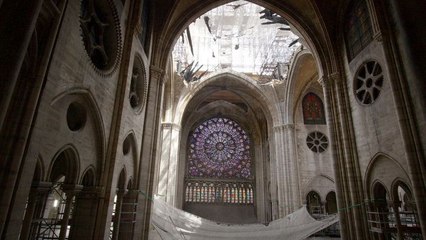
[188,117,252,179]
[67,102,87,131]
[80,0,121,73]
[129,57,147,111]
[306,131,328,153]
[354,60,384,105]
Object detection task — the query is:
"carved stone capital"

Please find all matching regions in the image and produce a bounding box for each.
[162,122,181,130]
[30,181,53,194]
[319,72,340,87]
[149,65,165,83]
[62,184,84,196]
[273,124,294,131]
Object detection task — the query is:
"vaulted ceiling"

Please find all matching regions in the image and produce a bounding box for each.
[149,0,349,75]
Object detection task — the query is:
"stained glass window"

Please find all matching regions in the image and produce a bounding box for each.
[187,117,252,179]
[185,181,254,204]
[302,93,326,125]
[185,117,254,205]
[345,0,373,60]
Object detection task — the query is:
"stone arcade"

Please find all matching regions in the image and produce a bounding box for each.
[0,0,425,239]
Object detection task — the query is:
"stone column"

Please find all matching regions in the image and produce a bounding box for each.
[69,187,102,240]
[319,73,370,240]
[371,1,426,236]
[20,182,52,240]
[59,185,82,240]
[157,123,181,206]
[133,66,165,240]
[112,189,126,240]
[273,123,300,217]
[391,201,404,240]
[0,1,43,236]
[0,1,67,238]
[118,189,139,239]
[0,0,43,125]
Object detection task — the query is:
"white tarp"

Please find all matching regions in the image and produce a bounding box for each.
[151,196,339,240]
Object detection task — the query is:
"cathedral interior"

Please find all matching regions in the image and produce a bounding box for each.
[0,0,425,239]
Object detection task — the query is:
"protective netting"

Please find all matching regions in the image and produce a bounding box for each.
[151,196,339,240]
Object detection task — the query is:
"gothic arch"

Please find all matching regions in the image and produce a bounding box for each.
[176,75,274,222]
[175,70,277,125]
[150,0,339,82]
[285,50,319,121]
[122,131,138,181]
[117,168,127,190]
[365,152,411,199]
[50,87,106,182]
[81,166,96,187]
[304,174,335,201]
[48,144,80,184]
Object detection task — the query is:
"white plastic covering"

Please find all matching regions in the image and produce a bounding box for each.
[151,196,339,240]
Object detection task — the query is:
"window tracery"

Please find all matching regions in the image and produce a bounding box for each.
[345,0,373,60]
[302,92,326,125]
[306,131,328,153]
[185,117,254,204]
[187,117,252,179]
[354,60,384,105]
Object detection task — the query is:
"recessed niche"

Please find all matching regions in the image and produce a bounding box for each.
[122,135,131,155]
[67,102,87,131]
[306,131,328,153]
[80,0,121,73]
[129,57,147,112]
[354,60,384,105]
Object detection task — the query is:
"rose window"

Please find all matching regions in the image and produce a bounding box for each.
[306,131,328,153]
[187,117,252,179]
[354,60,384,105]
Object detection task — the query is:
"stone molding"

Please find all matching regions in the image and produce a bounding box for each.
[149,65,165,84]
[161,122,181,130]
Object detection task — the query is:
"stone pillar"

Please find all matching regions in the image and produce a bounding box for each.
[118,189,139,239]
[69,187,102,240]
[133,65,165,240]
[111,189,126,240]
[391,201,404,240]
[0,1,43,237]
[371,1,426,236]
[59,185,82,240]
[157,123,181,206]
[0,1,67,238]
[20,182,52,240]
[273,123,300,217]
[0,0,43,125]
[319,74,370,240]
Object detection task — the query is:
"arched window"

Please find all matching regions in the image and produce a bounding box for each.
[325,191,337,214]
[185,117,254,205]
[367,182,393,240]
[392,182,422,239]
[344,0,373,60]
[307,191,322,215]
[302,92,326,125]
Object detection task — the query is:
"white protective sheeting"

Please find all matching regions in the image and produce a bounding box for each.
[151,196,339,240]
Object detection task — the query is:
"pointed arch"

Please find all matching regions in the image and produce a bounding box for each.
[117,168,127,190]
[150,0,338,82]
[175,70,277,126]
[365,152,411,198]
[122,131,138,182]
[81,166,96,187]
[48,144,80,184]
[302,92,326,124]
[50,87,106,182]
